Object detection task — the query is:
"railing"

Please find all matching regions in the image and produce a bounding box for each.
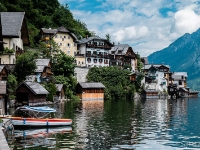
[86,44,112,49]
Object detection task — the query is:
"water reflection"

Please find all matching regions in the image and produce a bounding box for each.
[7,98,200,149]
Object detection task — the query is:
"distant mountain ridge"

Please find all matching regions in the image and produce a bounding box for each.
[148,28,200,90]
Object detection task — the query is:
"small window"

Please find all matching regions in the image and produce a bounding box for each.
[64,36,66,39]
[94,59,97,63]
[60,43,62,46]
[68,36,70,39]
[67,51,70,54]
[68,43,70,47]
[60,35,62,38]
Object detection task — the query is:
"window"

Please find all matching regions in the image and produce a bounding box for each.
[104,59,108,64]
[82,62,84,64]
[60,43,62,46]
[179,81,182,85]
[94,59,97,63]
[99,59,102,63]
[60,35,62,38]
[64,36,66,39]
[87,58,91,62]
[67,51,70,54]
[68,43,70,47]
[74,43,77,46]
[68,36,70,39]
[55,35,57,38]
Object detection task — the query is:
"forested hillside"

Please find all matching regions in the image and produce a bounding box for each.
[0,0,91,47]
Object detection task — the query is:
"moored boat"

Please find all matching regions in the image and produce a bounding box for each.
[10,117,72,127]
[7,106,72,127]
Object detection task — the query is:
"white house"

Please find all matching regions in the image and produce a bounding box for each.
[77,36,113,68]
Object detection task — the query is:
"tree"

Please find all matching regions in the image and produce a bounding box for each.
[87,66,136,100]
[14,50,38,82]
[136,53,143,72]
[7,74,18,100]
[105,34,111,42]
[52,51,76,76]
[42,82,56,102]
[54,75,77,99]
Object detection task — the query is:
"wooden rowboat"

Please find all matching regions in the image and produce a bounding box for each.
[10,117,72,127]
[8,106,72,127]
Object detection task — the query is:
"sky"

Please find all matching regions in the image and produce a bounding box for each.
[58,0,200,57]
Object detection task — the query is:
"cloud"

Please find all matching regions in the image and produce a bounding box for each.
[60,0,200,57]
[171,5,200,36]
[113,26,149,42]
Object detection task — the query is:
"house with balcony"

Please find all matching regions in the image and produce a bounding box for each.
[109,44,137,71]
[168,72,189,99]
[142,64,170,93]
[0,12,29,64]
[77,36,113,68]
[40,26,78,58]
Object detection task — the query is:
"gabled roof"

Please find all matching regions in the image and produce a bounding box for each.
[57,26,69,33]
[1,12,30,45]
[0,81,6,94]
[77,36,113,45]
[1,12,24,37]
[41,28,57,34]
[173,72,187,77]
[41,26,78,40]
[143,64,170,70]
[35,66,45,73]
[18,81,49,95]
[110,44,132,55]
[78,82,105,89]
[36,59,50,66]
[55,84,63,92]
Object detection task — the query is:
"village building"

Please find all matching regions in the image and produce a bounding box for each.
[35,59,52,82]
[0,12,29,64]
[77,36,113,68]
[109,44,137,71]
[142,64,170,92]
[55,84,65,102]
[40,26,78,58]
[168,72,189,99]
[76,82,105,100]
[16,81,49,106]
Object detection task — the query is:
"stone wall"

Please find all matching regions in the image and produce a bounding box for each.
[74,67,89,83]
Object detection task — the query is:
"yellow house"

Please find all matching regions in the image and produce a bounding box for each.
[40,26,78,57]
[1,12,29,64]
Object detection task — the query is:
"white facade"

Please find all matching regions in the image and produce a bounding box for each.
[144,70,167,92]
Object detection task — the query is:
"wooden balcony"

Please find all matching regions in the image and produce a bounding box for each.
[86,44,111,50]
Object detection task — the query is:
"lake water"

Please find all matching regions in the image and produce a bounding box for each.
[6,98,200,150]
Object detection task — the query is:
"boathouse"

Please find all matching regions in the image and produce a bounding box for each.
[76,82,105,100]
[16,81,49,106]
[55,84,65,101]
[141,89,159,99]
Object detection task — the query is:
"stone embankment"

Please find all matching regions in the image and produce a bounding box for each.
[0,118,12,150]
[74,67,89,82]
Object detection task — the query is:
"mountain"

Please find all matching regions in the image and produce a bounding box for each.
[148,28,200,90]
